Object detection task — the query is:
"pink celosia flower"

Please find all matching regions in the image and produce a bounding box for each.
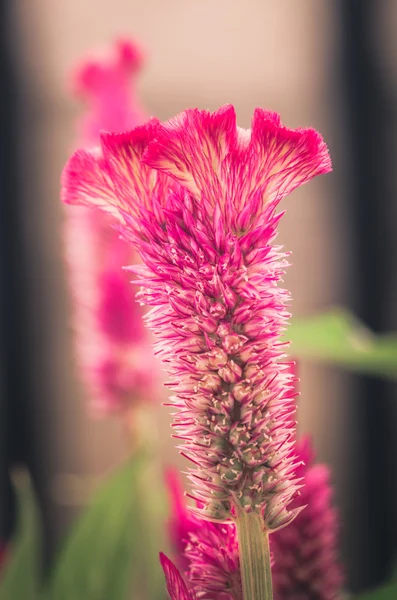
[184,516,241,600]
[166,437,343,600]
[64,39,159,414]
[61,106,331,521]
[271,438,343,600]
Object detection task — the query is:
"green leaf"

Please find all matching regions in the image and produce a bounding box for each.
[130,458,169,600]
[0,473,40,600]
[287,308,397,380]
[355,581,397,599]
[44,454,165,600]
[354,564,397,599]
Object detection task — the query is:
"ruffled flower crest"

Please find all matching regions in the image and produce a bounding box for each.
[63,105,330,233]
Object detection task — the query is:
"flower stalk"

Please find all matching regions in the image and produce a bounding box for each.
[235,507,272,600]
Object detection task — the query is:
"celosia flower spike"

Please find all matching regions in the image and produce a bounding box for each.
[62,106,331,527]
[65,39,159,415]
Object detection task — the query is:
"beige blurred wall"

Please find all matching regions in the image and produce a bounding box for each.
[11,0,351,525]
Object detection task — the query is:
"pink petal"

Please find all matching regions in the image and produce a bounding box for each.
[159,553,195,600]
[143,106,331,230]
[100,120,162,215]
[62,120,169,221]
[247,107,332,204]
[61,148,119,217]
[143,105,237,205]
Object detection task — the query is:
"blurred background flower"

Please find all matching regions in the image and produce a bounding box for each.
[64,38,161,419]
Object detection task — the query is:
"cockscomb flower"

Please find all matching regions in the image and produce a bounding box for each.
[64,38,159,414]
[166,438,343,600]
[61,105,331,523]
[271,437,343,599]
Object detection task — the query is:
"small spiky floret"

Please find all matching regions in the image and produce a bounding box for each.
[62,105,331,523]
[65,38,159,414]
[271,438,343,599]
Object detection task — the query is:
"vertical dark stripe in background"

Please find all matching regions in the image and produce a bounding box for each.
[338,0,397,592]
[0,0,53,571]
[0,0,29,542]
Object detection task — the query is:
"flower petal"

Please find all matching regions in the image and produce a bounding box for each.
[246,108,332,205]
[61,147,121,218]
[143,106,331,233]
[159,553,195,600]
[61,120,170,222]
[143,104,237,206]
[100,119,163,215]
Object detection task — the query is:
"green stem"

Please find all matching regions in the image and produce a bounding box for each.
[235,507,273,600]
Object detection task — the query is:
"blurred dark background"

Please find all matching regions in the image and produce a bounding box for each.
[0,0,396,592]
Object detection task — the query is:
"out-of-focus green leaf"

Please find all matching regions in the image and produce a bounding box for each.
[355,581,397,599]
[288,308,397,380]
[0,473,40,600]
[355,564,397,599]
[44,454,166,600]
[131,457,169,600]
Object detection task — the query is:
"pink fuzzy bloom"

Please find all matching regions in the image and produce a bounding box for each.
[271,437,344,600]
[64,39,159,414]
[61,105,331,520]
